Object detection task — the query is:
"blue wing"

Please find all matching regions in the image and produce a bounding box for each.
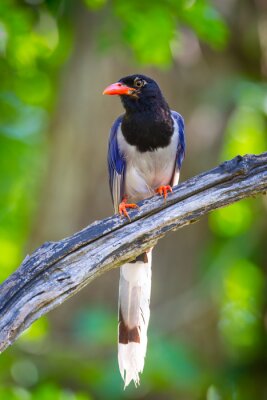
[170,111,185,186]
[107,115,126,212]
[171,110,185,169]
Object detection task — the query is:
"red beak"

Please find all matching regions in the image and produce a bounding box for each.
[103,82,135,96]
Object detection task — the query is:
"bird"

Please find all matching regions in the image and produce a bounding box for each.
[103,74,185,388]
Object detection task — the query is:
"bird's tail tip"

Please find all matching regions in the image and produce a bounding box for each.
[118,250,152,388]
[118,342,144,388]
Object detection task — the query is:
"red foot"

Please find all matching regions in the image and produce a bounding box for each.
[155,185,172,200]
[118,197,139,220]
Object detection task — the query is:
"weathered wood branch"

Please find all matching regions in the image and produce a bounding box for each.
[0,153,266,353]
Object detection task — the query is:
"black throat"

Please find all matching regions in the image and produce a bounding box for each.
[121,96,173,153]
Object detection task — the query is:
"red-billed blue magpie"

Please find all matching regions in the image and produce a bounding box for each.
[103,74,185,387]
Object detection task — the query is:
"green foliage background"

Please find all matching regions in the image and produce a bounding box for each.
[0,0,266,399]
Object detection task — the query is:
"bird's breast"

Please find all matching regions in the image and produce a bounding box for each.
[117,118,179,202]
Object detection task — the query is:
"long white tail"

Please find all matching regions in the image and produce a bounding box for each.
[118,250,152,388]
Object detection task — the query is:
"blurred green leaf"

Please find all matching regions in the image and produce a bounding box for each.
[111,0,228,66]
[219,259,265,360]
[177,0,229,49]
[33,383,92,400]
[72,308,117,346]
[83,0,107,11]
[113,2,175,66]
[11,359,39,387]
[222,107,267,159]
[146,337,205,391]
[207,385,222,400]
[20,318,49,343]
[209,200,254,238]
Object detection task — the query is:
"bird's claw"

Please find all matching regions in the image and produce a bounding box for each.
[118,198,139,220]
[155,185,172,200]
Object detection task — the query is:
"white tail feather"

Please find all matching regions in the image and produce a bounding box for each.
[118,251,152,388]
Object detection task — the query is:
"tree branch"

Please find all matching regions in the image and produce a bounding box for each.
[0,153,266,353]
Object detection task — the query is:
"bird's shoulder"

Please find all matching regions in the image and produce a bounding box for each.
[171,110,184,129]
[109,114,123,139]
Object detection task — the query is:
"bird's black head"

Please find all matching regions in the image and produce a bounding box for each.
[103,74,174,151]
[103,74,167,113]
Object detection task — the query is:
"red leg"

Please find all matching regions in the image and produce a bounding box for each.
[118,196,139,220]
[155,185,173,200]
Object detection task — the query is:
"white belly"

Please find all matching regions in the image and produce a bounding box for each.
[117,118,179,202]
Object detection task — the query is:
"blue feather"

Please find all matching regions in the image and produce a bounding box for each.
[107,115,125,205]
[171,111,185,169]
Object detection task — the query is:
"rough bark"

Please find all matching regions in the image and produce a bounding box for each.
[0,152,266,353]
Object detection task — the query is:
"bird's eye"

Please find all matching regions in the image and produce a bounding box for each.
[135,79,144,88]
